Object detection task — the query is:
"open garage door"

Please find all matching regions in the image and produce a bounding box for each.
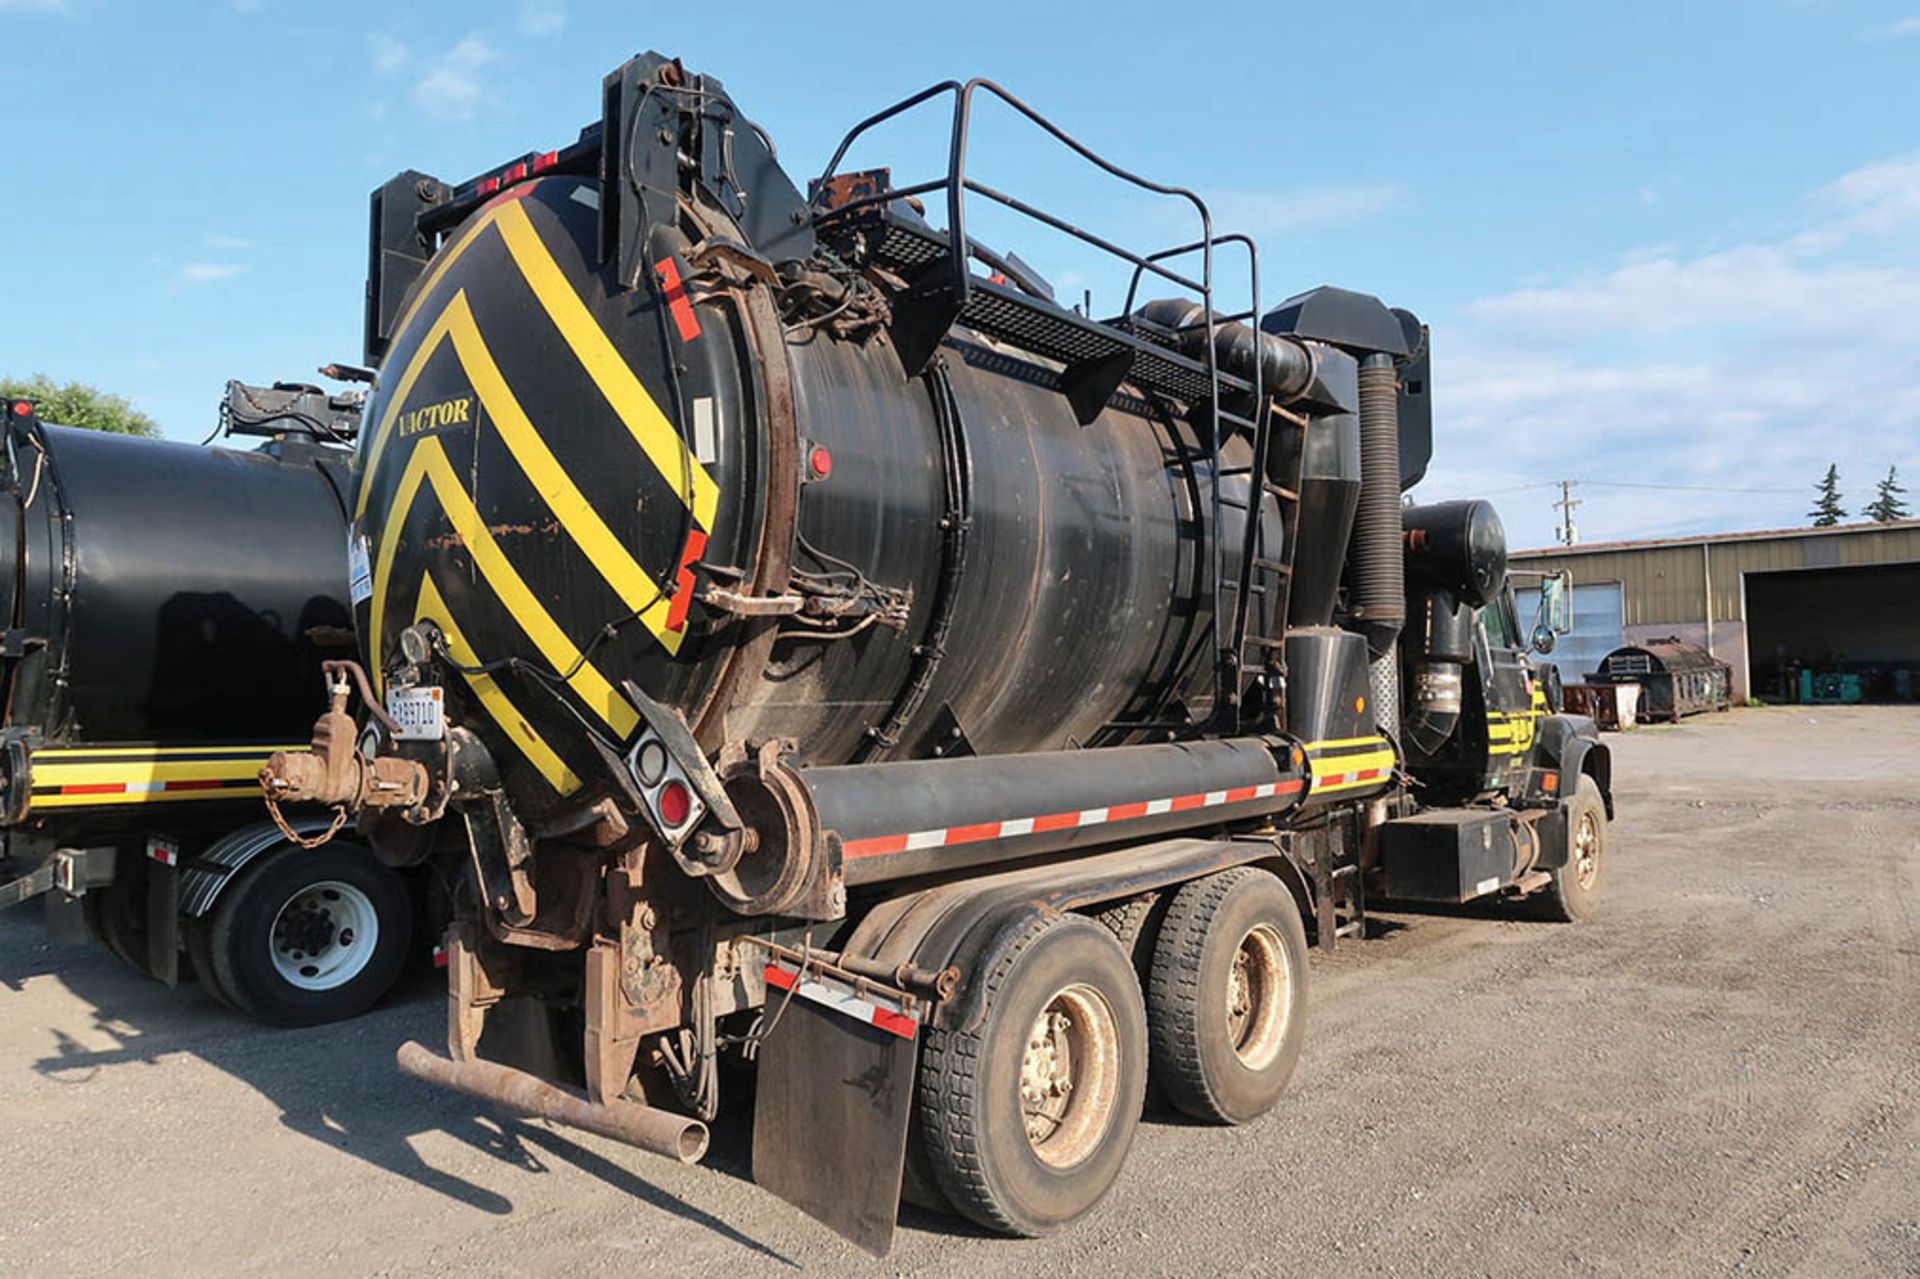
[1514,581,1623,687]
[1746,561,1920,703]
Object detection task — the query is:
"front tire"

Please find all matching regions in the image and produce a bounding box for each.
[1539,775,1608,922]
[1147,867,1309,1125]
[206,842,412,1026]
[917,914,1147,1236]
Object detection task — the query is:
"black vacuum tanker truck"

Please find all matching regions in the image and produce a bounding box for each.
[0,381,428,1025]
[260,52,1610,1253]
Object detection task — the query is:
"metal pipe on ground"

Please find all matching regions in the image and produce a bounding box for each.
[395,1041,709,1163]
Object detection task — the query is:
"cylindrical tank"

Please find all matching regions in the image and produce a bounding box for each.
[354,175,1284,820]
[0,422,352,747]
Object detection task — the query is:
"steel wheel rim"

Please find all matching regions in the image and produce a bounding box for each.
[1227,922,1291,1070]
[1019,982,1121,1168]
[1573,811,1601,891]
[269,880,379,991]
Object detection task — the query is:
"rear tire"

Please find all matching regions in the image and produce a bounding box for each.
[207,842,411,1027]
[1147,867,1308,1125]
[1539,775,1608,923]
[917,914,1147,1236]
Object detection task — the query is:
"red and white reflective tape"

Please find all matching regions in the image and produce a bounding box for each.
[58,779,240,797]
[840,777,1304,861]
[145,836,180,867]
[764,963,919,1041]
[1311,768,1387,790]
[431,943,449,969]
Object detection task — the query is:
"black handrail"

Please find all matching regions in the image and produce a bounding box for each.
[814,76,1267,726]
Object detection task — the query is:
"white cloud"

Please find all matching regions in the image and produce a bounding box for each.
[1204,183,1402,236]
[179,262,244,283]
[1425,151,1920,548]
[366,31,408,76]
[1866,15,1920,37]
[413,35,497,124]
[520,0,565,35]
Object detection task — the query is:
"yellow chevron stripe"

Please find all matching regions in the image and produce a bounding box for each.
[491,198,718,530]
[359,194,717,533]
[360,202,514,512]
[370,435,639,740]
[433,291,684,654]
[415,574,579,794]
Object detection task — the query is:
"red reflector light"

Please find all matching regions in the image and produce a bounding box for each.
[657,779,692,828]
[504,162,528,183]
[809,445,833,479]
[477,176,502,195]
[534,150,559,173]
[10,401,30,417]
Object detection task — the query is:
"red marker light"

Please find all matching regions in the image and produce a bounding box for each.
[504,162,528,184]
[809,445,833,480]
[657,778,693,828]
[533,150,559,173]
[10,401,30,418]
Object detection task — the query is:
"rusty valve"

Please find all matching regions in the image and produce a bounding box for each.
[259,664,430,812]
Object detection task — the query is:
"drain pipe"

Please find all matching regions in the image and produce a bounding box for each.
[1353,352,1405,740]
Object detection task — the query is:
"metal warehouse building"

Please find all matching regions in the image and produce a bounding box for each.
[1510,519,1920,704]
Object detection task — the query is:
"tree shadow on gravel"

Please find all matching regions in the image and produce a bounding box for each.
[3,911,795,1265]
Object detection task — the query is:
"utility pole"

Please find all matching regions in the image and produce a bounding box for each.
[1553,480,1581,546]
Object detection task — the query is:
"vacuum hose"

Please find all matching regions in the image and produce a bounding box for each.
[1354,353,1405,738]
[1137,299,1315,405]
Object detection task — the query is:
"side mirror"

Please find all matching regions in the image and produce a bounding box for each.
[1536,571,1574,638]
[1531,623,1558,655]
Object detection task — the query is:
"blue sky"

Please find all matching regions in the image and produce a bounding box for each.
[2,0,1917,548]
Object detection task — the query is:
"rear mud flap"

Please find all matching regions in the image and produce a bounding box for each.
[751,962,919,1257]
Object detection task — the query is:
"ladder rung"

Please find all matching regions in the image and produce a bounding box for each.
[1219,581,1268,596]
[1263,482,1299,502]
[1243,634,1286,649]
[1252,557,1291,575]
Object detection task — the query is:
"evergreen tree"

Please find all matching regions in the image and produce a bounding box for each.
[1808,464,1847,527]
[1866,465,1911,523]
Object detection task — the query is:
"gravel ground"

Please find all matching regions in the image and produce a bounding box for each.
[2,705,1916,1277]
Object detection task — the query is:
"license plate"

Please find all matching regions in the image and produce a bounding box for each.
[386,685,446,741]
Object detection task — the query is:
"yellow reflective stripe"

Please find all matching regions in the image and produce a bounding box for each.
[437,291,684,654]
[33,759,268,786]
[1308,748,1397,794]
[32,789,254,810]
[491,199,718,530]
[416,574,579,794]
[371,436,638,738]
[1305,735,1391,752]
[33,745,303,760]
[359,204,514,516]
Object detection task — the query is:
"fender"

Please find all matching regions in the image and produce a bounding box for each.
[1524,715,1611,872]
[844,833,1310,1034]
[177,818,337,918]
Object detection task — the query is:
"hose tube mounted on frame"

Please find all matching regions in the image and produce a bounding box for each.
[1354,353,1405,741]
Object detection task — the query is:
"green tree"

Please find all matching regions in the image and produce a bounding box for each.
[1866,465,1911,523]
[1808,464,1847,527]
[0,374,159,437]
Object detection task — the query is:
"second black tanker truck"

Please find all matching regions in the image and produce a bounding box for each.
[262,53,1611,1253]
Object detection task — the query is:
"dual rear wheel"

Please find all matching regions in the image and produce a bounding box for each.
[915,867,1308,1235]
